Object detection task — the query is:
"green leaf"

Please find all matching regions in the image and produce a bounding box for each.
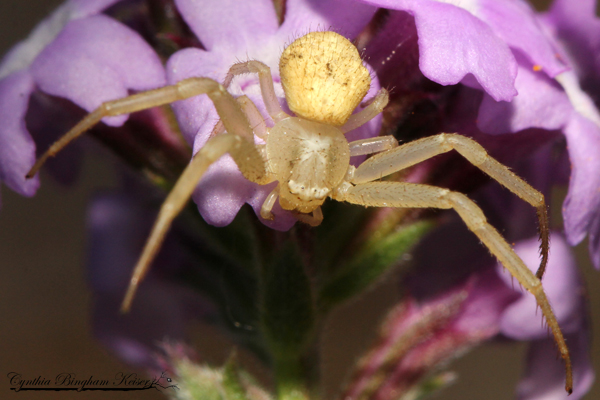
[318,221,432,310]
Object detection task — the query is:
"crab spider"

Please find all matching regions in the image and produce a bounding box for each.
[26,31,571,393]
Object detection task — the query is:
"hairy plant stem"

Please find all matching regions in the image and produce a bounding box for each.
[273,332,321,400]
[274,355,310,400]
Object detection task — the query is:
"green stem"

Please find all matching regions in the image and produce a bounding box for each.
[275,355,310,400]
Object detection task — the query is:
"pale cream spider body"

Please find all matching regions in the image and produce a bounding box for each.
[27,31,572,392]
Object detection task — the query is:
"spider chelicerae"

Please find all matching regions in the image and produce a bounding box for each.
[26,30,572,393]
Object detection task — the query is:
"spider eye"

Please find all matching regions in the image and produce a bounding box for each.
[279,31,371,126]
[288,179,329,200]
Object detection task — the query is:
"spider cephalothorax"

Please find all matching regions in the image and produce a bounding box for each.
[266,117,350,212]
[27,31,572,393]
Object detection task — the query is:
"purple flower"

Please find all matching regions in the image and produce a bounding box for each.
[86,187,215,369]
[341,268,520,400]
[0,0,387,230]
[498,235,594,400]
[400,213,592,399]
[1,0,598,397]
[358,0,600,271]
[1,0,598,239]
[543,0,600,270]
[0,0,164,207]
[4,0,597,241]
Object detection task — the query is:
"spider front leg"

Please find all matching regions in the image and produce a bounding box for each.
[121,129,273,312]
[224,60,289,123]
[294,207,324,227]
[119,91,275,312]
[352,133,549,279]
[27,77,258,177]
[349,135,398,157]
[25,76,274,311]
[341,88,389,133]
[333,181,572,394]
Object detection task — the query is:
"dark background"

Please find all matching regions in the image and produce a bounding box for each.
[0,1,598,399]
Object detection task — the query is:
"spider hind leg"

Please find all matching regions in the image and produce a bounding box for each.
[335,181,572,393]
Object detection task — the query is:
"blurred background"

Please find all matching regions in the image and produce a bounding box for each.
[0,1,598,399]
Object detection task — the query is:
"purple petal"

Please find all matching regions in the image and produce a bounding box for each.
[30,14,166,127]
[247,184,298,231]
[167,49,265,227]
[452,268,518,335]
[174,0,279,52]
[87,192,214,368]
[192,156,255,227]
[69,0,125,18]
[0,0,126,79]
[167,48,227,145]
[0,3,73,79]
[359,0,517,101]
[278,0,377,40]
[478,53,572,134]
[92,282,190,370]
[561,113,600,246]
[476,0,567,77]
[0,71,39,198]
[589,212,600,270]
[546,0,600,88]
[498,234,583,339]
[538,4,600,255]
[517,331,594,400]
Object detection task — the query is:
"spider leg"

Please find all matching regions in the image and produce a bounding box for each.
[261,184,280,220]
[28,76,274,311]
[121,88,277,311]
[224,60,289,122]
[341,88,389,133]
[348,135,397,157]
[122,131,274,312]
[237,95,268,139]
[352,133,549,279]
[208,95,268,141]
[333,181,572,394]
[259,184,323,226]
[27,77,257,178]
[294,207,323,227]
